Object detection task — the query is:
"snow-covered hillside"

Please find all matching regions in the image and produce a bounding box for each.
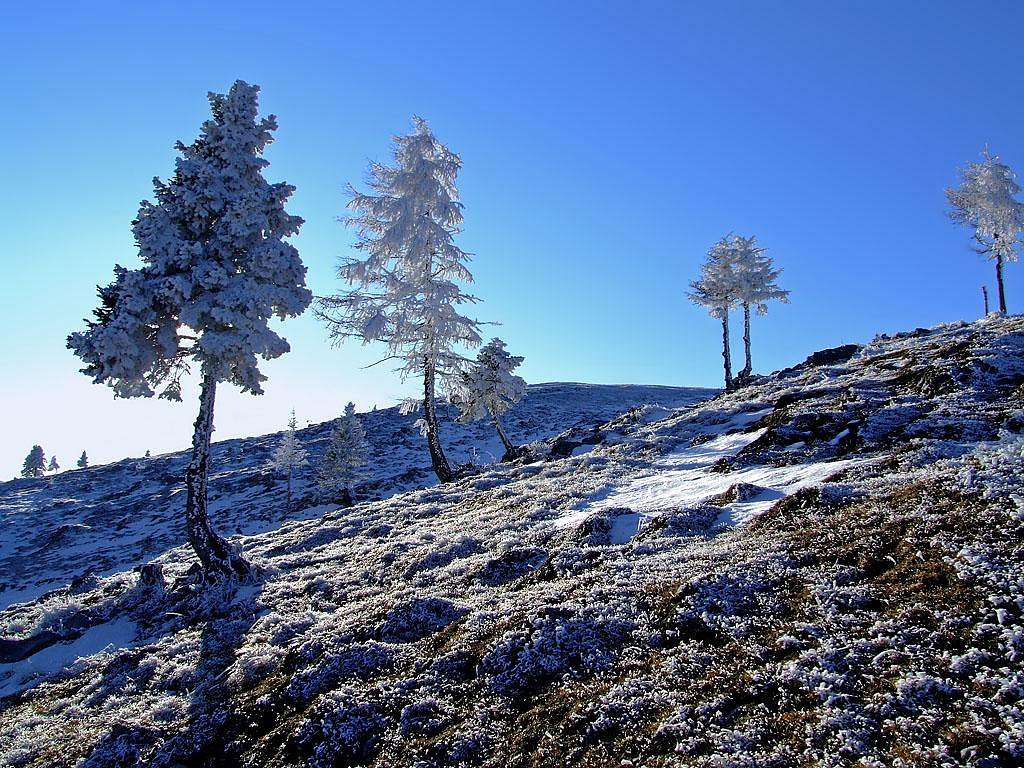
[0,384,711,612]
[3,317,1024,767]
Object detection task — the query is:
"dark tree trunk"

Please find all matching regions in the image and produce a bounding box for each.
[184,372,252,580]
[739,301,752,379]
[983,285,990,316]
[423,358,454,483]
[996,254,1007,314]
[720,312,733,391]
[490,407,514,454]
[340,487,354,508]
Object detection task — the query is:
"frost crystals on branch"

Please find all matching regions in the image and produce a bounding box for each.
[689,237,741,390]
[317,403,369,507]
[270,409,308,513]
[316,117,482,483]
[451,338,527,460]
[66,80,311,581]
[947,148,1024,314]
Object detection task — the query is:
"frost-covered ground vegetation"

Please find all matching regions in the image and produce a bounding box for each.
[3,316,1024,767]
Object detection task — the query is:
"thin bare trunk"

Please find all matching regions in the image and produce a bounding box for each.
[996,254,1007,314]
[739,301,752,378]
[490,407,514,454]
[720,313,733,391]
[423,358,454,482]
[982,285,990,316]
[184,372,251,579]
[285,471,292,513]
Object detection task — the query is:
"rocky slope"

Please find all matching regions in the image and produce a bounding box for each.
[2,317,1024,767]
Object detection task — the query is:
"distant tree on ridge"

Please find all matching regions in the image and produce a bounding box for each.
[22,446,46,478]
[270,409,308,512]
[689,237,740,390]
[947,148,1024,314]
[317,403,369,507]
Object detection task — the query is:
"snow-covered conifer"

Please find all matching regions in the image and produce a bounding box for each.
[689,237,740,390]
[732,235,788,379]
[66,81,311,580]
[947,149,1024,314]
[316,117,481,483]
[22,446,46,478]
[77,451,88,469]
[317,403,369,506]
[48,456,59,473]
[451,338,527,458]
[271,409,308,512]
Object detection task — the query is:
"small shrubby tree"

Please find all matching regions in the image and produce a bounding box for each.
[451,338,527,459]
[947,149,1024,314]
[689,237,740,390]
[732,235,788,379]
[67,81,311,580]
[48,456,60,473]
[271,409,308,512]
[317,403,369,507]
[22,446,46,478]
[77,451,88,469]
[316,117,482,483]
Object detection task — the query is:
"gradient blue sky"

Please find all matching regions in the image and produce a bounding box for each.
[2,1,1023,475]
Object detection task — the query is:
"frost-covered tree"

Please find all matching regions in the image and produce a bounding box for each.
[270,409,308,512]
[451,338,527,458]
[77,451,88,469]
[317,402,369,506]
[689,237,740,390]
[48,456,59,473]
[947,149,1024,314]
[732,235,788,379]
[66,81,311,580]
[316,117,481,483]
[22,446,46,478]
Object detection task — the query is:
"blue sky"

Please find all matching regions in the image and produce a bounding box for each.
[2,1,1024,474]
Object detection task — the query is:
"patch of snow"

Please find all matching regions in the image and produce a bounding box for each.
[556,421,862,537]
[828,428,851,445]
[555,420,770,533]
[0,616,137,698]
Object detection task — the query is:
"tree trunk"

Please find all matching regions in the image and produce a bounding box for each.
[996,254,1007,314]
[285,471,292,514]
[739,302,752,379]
[490,407,514,455]
[423,358,454,483]
[184,372,252,580]
[340,487,354,508]
[983,285,990,316]
[720,312,733,391]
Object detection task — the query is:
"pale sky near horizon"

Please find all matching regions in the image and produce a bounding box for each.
[2,1,1024,477]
